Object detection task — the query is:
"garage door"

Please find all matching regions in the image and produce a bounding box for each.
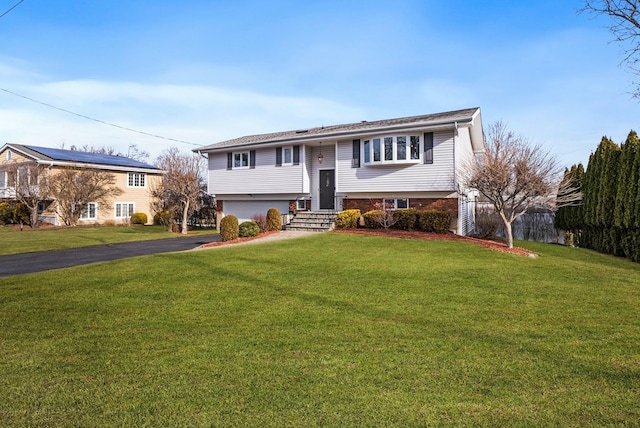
[224,200,290,223]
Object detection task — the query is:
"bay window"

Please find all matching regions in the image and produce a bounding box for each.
[363,135,422,165]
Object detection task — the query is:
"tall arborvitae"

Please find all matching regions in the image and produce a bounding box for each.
[583,137,621,252]
[615,131,639,228]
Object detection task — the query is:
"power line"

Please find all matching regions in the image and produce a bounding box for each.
[0,0,24,19]
[0,87,201,147]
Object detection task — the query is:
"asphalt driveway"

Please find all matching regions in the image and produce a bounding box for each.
[0,234,221,277]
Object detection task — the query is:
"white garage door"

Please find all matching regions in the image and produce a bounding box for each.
[224,200,290,223]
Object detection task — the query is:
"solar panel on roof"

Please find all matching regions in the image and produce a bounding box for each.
[23,145,157,169]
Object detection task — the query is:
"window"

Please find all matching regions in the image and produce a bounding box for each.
[364,140,371,163]
[352,139,361,168]
[79,202,97,220]
[384,198,409,210]
[410,136,420,160]
[37,201,49,213]
[363,135,422,165]
[297,199,307,210]
[115,202,135,219]
[384,137,393,161]
[128,172,146,187]
[234,152,249,168]
[276,146,299,166]
[0,171,5,188]
[6,150,11,161]
[397,136,407,160]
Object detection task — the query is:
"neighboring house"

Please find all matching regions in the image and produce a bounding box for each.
[0,144,163,225]
[195,107,485,235]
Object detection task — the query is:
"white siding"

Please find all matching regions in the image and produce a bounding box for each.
[336,130,456,193]
[454,126,475,185]
[223,200,290,224]
[208,146,307,195]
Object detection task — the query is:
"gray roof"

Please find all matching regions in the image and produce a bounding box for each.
[7,144,160,171]
[196,107,481,152]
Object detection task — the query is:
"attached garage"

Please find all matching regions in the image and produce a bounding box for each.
[222,200,290,223]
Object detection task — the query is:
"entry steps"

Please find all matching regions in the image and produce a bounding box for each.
[285,212,337,232]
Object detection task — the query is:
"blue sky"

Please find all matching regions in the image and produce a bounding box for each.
[0,0,637,167]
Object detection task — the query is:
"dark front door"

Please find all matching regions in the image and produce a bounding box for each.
[319,169,335,210]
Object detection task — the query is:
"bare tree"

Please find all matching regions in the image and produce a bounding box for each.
[47,167,123,226]
[65,143,150,161]
[554,173,584,209]
[151,147,204,234]
[462,121,560,248]
[582,0,640,96]
[0,161,51,228]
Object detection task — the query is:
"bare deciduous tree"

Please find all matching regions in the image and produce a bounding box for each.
[1,161,51,228]
[582,0,640,96]
[48,167,122,226]
[462,121,560,248]
[151,147,204,234]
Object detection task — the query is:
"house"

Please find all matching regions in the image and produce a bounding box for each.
[0,144,163,225]
[195,107,485,235]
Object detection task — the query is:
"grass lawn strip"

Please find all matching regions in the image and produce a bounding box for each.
[0,225,217,255]
[0,233,638,425]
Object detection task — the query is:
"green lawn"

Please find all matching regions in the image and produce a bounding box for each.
[1,233,639,426]
[0,225,216,255]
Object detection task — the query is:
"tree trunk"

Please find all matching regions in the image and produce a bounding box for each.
[181,200,190,234]
[30,209,39,229]
[503,220,514,248]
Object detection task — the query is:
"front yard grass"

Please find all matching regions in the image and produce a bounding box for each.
[0,233,639,426]
[0,225,217,255]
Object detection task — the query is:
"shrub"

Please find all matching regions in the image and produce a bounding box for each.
[13,203,30,225]
[239,221,260,238]
[131,212,148,225]
[0,202,13,225]
[154,210,172,227]
[420,209,452,234]
[220,215,239,241]
[251,213,268,232]
[473,208,502,239]
[393,208,419,231]
[266,208,282,231]
[362,210,385,229]
[335,209,360,229]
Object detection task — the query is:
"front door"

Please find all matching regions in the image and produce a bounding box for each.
[319,169,335,210]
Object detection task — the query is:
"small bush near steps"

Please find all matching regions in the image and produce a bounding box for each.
[335,209,360,229]
[266,208,282,231]
[239,221,260,238]
[220,215,239,241]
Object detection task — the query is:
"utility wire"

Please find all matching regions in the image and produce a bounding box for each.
[0,87,201,147]
[0,0,23,19]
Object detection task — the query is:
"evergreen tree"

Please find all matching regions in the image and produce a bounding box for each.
[614,131,639,228]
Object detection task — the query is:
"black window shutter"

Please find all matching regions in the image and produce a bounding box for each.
[227,152,233,170]
[352,139,361,168]
[250,150,256,169]
[276,147,282,166]
[424,132,434,164]
[293,145,300,165]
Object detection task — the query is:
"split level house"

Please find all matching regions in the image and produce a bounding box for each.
[0,144,163,225]
[195,107,485,235]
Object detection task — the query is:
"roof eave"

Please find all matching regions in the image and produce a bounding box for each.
[197,111,480,153]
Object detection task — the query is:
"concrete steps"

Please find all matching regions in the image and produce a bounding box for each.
[285,212,337,232]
